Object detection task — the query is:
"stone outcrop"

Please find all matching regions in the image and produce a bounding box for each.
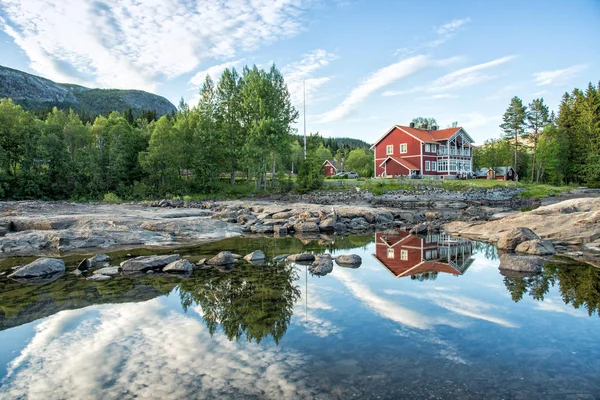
[497,228,540,251]
[121,254,180,272]
[499,254,546,273]
[90,254,110,266]
[207,251,235,266]
[515,239,555,255]
[163,259,193,273]
[8,258,65,279]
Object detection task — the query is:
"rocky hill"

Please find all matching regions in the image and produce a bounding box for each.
[0,65,177,117]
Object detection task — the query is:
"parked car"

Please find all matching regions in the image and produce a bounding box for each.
[333,171,359,179]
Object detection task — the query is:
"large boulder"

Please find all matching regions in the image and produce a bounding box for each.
[499,254,545,273]
[293,222,320,233]
[163,259,194,273]
[93,266,121,276]
[319,215,336,232]
[120,254,180,272]
[335,254,362,266]
[207,251,236,266]
[496,227,540,251]
[515,239,555,255]
[309,255,334,276]
[287,253,316,262]
[244,250,266,262]
[8,258,65,278]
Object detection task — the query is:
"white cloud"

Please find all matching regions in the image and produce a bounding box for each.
[0,0,310,91]
[0,299,317,399]
[383,55,516,97]
[435,18,471,36]
[282,49,337,108]
[532,64,588,86]
[318,55,432,123]
[418,93,459,100]
[190,59,245,87]
[455,112,501,129]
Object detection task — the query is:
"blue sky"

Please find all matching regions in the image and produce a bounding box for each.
[0,0,598,144]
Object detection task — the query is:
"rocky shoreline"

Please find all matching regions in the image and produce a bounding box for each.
[0,188,598,265]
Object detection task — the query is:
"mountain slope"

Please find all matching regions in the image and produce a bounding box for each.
[0,65,176,117]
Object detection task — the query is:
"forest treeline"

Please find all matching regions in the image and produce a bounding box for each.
[0,64,369,200]
[474,81,600,185]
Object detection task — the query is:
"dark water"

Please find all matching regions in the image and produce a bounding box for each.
[0,233,599,399]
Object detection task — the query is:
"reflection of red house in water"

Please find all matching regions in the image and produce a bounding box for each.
[373,232,474,279]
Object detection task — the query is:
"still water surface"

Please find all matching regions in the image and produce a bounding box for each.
[0,233,599,399]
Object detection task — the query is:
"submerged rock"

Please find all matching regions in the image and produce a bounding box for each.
[515,239,555,255]
[90,254,111,266]
[273,254,290,263]
[499,253,545,273]
[497,227,540,251]
[309,255,334,276]
[163,259,194,273]
[207,251,235,266]
[93,266,121,276]
[87,274,111,281]
[77,258,91,271]
[8,258,65,279]
[120,254,180,272]
[244,250,266,262]
[287,253,315,262]
[293,222,320,233]
[335,254,362,266]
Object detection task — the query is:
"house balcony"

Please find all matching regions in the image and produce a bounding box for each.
[438,148,470,156]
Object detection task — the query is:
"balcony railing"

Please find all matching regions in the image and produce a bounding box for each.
[438,148,470,156]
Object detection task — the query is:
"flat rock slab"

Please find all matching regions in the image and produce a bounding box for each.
[287,253,315,262]
[8,257,65,278]
[121,254,180,272]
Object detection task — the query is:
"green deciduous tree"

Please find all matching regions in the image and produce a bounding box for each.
[526,98,550,183]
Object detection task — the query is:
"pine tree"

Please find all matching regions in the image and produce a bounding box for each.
[500,96,527,179]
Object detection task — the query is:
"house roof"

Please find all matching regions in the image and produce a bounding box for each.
[379,156,420,171]
[323,159,338,169]
[371,125,473,148]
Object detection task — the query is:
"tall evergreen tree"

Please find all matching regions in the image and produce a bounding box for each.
[500,96,527,178]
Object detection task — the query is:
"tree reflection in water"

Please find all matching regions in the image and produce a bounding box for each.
[178,262,301,344]
[503,258,600,316]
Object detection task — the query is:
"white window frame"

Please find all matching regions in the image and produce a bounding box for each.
[399,143,407,154]
[386,145,393,155]
[425,161,430,171]
[425,144,430,152]
[432,161,437,171]
[400,250,408,261]
[387,248,394,259]
[431,144,437,152]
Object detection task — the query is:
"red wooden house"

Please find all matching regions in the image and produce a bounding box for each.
[373,232,473,279]
[371,123,474,178]
[323,159,340,177]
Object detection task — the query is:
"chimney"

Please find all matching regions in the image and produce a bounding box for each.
[432,125,438,130]
[409,122,415,128]
[420,124,427,129]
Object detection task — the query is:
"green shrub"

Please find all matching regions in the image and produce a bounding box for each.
[103,192,122,203]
